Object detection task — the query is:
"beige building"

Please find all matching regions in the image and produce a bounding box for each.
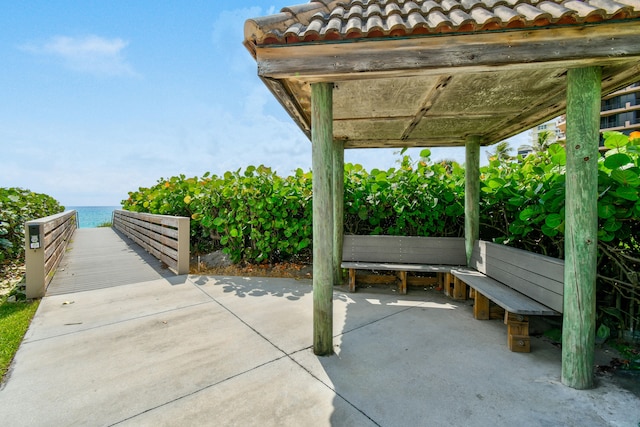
[557,82,640,143]
[519,81,639,156]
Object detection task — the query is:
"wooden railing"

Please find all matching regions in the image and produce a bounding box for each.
[112,210,190,275]
[25,210,77,298]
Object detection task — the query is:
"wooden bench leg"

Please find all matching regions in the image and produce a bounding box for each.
[473,290,490,320]
[442,275,450,296]
[398,271,407,295]
[452,276,467,300]
[506,313,530,352]
[349,268,356,293]
[443,273,454,296]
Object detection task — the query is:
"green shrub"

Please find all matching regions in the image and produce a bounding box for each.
[122,132,639,333]
[124,166,313,263]
[0,188,64,264]
[343,150,465,237]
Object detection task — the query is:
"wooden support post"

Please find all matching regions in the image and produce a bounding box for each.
[562,66,601,389]
[333,140,344,286]
[465,136,481,265]
[311,82,334,356]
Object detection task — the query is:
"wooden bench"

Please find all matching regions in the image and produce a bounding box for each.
[451,240,564,352]
[341,235,466,294]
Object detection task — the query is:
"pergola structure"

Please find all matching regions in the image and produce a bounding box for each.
[243,0,640,389]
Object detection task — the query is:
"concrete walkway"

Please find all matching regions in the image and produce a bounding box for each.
[2,271,639,426]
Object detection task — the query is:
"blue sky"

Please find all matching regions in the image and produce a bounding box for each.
[1,1,529,206]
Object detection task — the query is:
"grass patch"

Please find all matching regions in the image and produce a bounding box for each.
[0,295,39,381]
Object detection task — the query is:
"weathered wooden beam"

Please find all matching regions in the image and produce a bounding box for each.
[332,140,344,286]
[260,76,311,139]
[256,23,640,80]
[465,135,481,265]
[400,75,452,140]
[311,82,334,356]
[562,66,601,390]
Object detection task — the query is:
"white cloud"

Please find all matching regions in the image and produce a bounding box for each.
[20,35,137,77]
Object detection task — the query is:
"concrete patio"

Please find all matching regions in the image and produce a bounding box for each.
[1,274,638,426]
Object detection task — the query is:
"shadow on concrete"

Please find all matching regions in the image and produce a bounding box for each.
[312,285,640,426]
[190,274,312,301]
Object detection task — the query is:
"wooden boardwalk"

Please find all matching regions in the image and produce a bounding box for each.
[46,228,176,296]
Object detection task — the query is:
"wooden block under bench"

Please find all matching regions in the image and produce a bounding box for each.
[508,334,531,352]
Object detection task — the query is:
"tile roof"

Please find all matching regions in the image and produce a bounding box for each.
[244,0,640,46]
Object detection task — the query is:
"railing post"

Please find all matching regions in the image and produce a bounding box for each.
[177,217,190,275]
[25,222,46,299]
[24,211,77,298]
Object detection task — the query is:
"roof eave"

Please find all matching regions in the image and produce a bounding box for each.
[251,21,640,81]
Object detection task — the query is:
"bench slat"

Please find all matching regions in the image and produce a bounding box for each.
[342,235,466,294]
[343,235,466,265]
[341,262,458,273]
[473,241,564,282]
[451,268,560,316]
[480,263,564,314]
[471,241,564,313]
[478,252,563,294]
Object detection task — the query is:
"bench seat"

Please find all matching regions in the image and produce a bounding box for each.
[450,268,560,316]
[450,241,564,353]
[342,262,455,274]
[342,235,466,294]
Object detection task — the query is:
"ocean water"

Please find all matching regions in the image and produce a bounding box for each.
[67,206,121,228]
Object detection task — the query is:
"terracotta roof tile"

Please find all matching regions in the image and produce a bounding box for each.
[469,7,501,26]
[402,1,422,14]
[461,0,483,8]
[537,2,575,19]
[364,3,383,17]
[345,16,364,35]
[366,13,385,32]
[421,1,443,13]
[245,0,640,46]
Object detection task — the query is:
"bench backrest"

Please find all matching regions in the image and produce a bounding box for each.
[343,235,466,265]
[470,241,564,313]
